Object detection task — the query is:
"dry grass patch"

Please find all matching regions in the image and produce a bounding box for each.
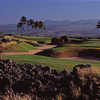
[0,41,17,48]
[3,94,32,100]
[77,66,100,78]
[91,67,100,75]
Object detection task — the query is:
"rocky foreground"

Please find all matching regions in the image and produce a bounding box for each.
[0,59,100,100]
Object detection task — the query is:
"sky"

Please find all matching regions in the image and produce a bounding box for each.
[0,0,100,24]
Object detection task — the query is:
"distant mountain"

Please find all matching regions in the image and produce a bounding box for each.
[45,20,71,26]
[44,19,100,37]
[0,19,100,37]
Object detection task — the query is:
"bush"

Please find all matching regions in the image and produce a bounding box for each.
[51,36,69,45]
[51,37,60,45]
[60,35,69,43]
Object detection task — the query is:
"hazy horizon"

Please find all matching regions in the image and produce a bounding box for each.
[0,0,100,24]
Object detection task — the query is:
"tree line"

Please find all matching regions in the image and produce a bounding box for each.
[17,16,45,32]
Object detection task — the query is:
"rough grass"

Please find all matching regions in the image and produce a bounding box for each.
[0,35,43,52]
[0,42,36,52]
[3,94,32,100]
[2,54,100,71]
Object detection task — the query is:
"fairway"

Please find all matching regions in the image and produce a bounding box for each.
[15,35,51,43]
[52,38,100,52]
[2,54,100,71]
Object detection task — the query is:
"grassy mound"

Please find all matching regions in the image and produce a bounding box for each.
[15,35,51,44]
[0,42,36,52]
[0,35,47,52]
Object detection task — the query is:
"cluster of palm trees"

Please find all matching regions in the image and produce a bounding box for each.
[17,16,45,32]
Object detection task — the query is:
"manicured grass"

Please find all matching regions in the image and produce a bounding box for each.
[15,42,36,51]
[76,39,100,49]
[1,37,100,72]
[15,35,51,43]
[79,40,100,48]
[2,42,36,52]
[51,45,75,52]
[51,39,100,52]
[2,54,100,71]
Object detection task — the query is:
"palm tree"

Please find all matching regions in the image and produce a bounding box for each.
[34,21,39,30]
[20,16,27,24]
[27,19,34,30]
[17,16,46,33]
[96,21,100,28]
[20,16,27,32]
[17,22,23,32]
[38,21,45,30]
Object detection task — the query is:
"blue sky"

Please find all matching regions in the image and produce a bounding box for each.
[0,0,100,24]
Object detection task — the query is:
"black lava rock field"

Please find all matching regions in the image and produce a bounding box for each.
[0,59,99,100]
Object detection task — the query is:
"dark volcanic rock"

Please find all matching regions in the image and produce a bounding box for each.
[0,59,99,100]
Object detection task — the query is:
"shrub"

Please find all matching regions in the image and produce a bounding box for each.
[60,35,69,43]
[51,36,69,45]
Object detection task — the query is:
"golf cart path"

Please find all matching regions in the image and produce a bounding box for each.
[0,44,56,55]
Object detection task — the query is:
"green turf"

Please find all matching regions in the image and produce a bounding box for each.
[51,39,100,52]
[15,42,36,51]
[51,45,74,52]
[15,35,51,43]
[78,40,100,48]
[76,39,100,48]
[1,37,100,72]
[2,42,36,52]
[1,54,100,71]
